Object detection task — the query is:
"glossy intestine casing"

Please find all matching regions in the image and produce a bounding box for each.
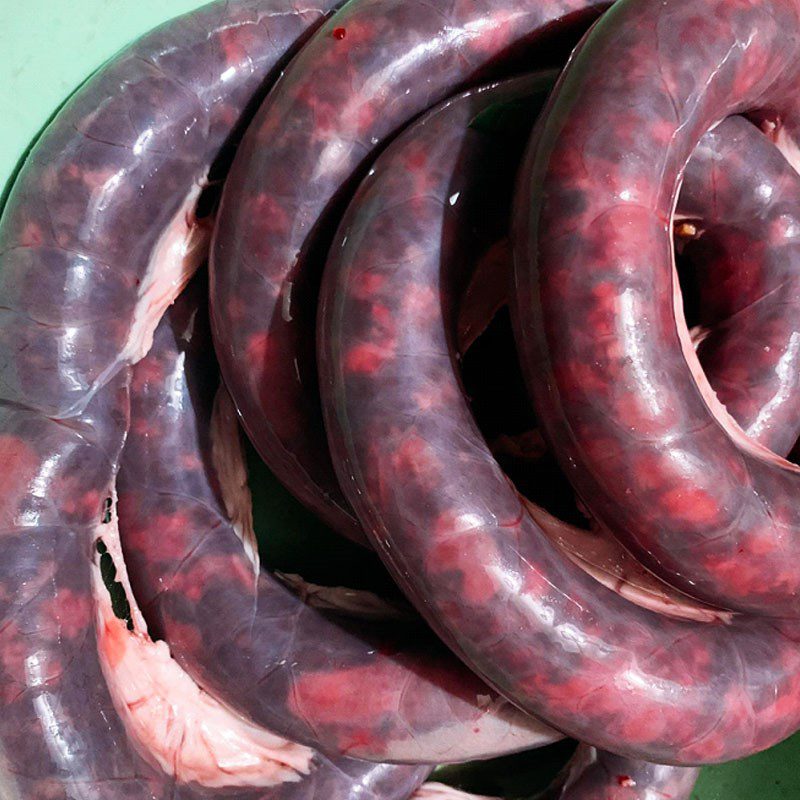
[417,745,699,800]
[117,274,558,765]
[539,745,698,800]
[512,0,800,617]
[452,112,800,625]
[317,76,800,764]
[210,0,610,545]
[119,278,694,798]
[0,0,432,795]
[460,113,800,464]
[98,278,433,795]
[678,115,800,458]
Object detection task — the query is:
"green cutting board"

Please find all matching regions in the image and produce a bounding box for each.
[0,3,797,798]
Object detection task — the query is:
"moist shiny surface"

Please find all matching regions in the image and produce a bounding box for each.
[679,116,800,458]
[0,0,413,795]
[513,0,800,616]
[318,78,800,764]
[417,744,699,800]
[118,278,557,766]
[116,283,432,795]
[210,0,609,544]
[542,745,699,800]
[457,114,800,622]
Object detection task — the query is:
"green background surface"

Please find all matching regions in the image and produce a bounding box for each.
[1,2,798,798]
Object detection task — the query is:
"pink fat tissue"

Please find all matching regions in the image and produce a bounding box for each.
[413,784,495,800]
[275,573,416,621]
[523,500,733,625]
[772,124,800,179]
[121,179,213,368]
[211,387,260,573]
[91,492,316,788]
